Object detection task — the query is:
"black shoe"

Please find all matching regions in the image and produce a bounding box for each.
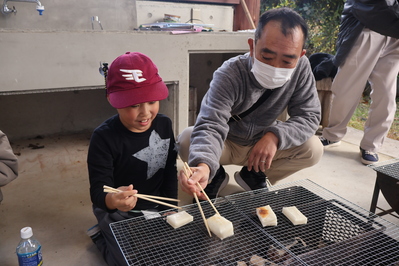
[234,166,267,191]
[319,136,341,148]
[86,224,103,244]
[193,166,229,203]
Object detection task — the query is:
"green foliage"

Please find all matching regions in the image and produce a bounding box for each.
[260,0,345,55]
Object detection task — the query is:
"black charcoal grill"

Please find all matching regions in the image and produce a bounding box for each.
[369,159,399,218]
[110,179,399,266]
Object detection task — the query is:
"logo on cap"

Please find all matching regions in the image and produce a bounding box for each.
[120,69,146,83]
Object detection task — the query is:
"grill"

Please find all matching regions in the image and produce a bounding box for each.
[369,159,399,217]
[110,179,399,266]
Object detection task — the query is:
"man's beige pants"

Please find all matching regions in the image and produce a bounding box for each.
[323,29,399,152]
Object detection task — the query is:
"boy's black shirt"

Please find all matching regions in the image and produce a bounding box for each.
[88,113,177,212]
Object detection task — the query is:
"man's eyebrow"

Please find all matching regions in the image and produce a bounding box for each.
[262,48,276,55]
[261,47,298,59]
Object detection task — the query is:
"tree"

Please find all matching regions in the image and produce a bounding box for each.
[260,0,345,55]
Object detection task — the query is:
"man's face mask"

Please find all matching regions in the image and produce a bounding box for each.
[251,45,295,89]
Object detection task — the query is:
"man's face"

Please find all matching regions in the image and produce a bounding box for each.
[249,20,306,69]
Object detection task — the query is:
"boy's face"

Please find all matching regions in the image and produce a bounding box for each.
[116,101,160,133]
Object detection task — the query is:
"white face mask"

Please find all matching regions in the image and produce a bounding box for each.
[251,56,295,89]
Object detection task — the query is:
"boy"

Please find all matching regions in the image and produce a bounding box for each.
[87,52,178,266]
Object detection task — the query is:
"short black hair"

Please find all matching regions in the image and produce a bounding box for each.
[255,7,308,48]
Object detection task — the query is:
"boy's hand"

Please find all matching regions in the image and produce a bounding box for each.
[105,184,138,212]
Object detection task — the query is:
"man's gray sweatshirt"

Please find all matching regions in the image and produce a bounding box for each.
[189,53,321,178]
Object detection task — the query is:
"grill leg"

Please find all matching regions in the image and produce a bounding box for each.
[369,177,380,214]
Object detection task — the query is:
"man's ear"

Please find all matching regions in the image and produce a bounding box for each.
[300,49,306,58]
[248,38,255,57]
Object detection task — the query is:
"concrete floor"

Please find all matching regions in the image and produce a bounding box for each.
[1,127,398,266]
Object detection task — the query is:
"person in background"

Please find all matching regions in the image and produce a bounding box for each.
[320,0,399,165]
[177,7,323,201]
[87,52,178,266]
[0,130,18,203]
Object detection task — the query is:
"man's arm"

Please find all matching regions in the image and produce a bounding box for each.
[0,130,18,187]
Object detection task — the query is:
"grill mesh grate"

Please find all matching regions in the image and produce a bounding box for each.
[111,179,399,265]
[370,158,399,180]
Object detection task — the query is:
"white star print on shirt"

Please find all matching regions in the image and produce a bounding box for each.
[132,130,170,179]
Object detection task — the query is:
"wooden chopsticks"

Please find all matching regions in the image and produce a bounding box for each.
[183,162,220,215]
[103,185,181,210]
[182,163,211,237]
[183,162,222,237]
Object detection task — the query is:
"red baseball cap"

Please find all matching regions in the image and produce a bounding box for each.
[106,52,169,109]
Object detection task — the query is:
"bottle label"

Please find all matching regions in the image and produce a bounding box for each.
[17,246,43,266]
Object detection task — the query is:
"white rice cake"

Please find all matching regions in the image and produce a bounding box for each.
[207,214,234,240]
[282,206,307,225]
[166,211,193,229]
[249,255,267,266]
[256,205,277,227]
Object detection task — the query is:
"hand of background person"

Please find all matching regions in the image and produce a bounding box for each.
[178,163,210,200]
[247,132,278,173]
[105,184,138,212]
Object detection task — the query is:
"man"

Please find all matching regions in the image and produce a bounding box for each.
[320,0,399,165]
[178,7,323,200]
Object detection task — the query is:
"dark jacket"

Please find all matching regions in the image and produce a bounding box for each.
[309,53,338,81]
[333,0,399,67]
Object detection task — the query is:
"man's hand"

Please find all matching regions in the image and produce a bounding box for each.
[178,163,210,200]
[248,132,278,172]
[105,184,138,212]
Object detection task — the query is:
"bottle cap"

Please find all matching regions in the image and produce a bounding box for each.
[20,227,33,239]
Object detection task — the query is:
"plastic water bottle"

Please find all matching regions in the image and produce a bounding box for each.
[16,227,43,266]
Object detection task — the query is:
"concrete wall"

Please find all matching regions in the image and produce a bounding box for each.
[0,0,234,31]
[0,0,136,31]
[0,0,253,140]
